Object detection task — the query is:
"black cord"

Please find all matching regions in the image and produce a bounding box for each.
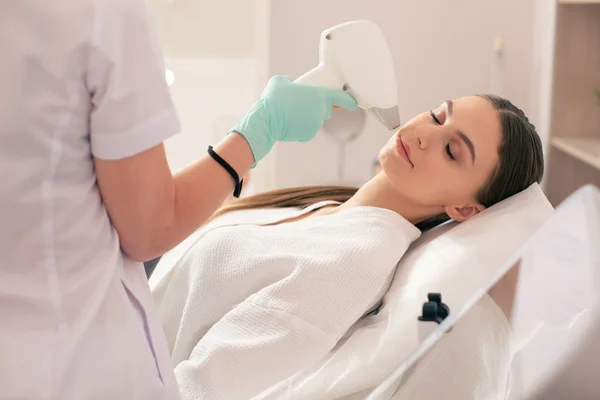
[207,145,243,198]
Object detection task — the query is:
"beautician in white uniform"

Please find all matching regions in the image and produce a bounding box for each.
[0,1,357,399]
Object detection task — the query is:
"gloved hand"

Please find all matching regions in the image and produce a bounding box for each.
[230,75,358,167]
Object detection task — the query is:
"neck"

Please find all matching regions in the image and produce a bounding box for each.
[336,173,443,225]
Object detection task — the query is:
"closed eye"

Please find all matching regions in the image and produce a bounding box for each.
[446,143,455,160]
[430,110,441,125]
[432,111,454,160]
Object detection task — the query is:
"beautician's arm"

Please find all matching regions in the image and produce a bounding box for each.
[94,131,253,262]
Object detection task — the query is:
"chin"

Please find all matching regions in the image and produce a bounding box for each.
[379,160,404,187]
[377,156,391,178]
[379,146,405,176]
[377,146,387,164]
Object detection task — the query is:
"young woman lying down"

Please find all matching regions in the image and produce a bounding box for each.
[150,94,544,399]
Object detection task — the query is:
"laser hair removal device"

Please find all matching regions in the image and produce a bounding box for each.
[294,20,401,131]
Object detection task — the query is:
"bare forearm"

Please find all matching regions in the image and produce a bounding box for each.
[96,132,254,262]
[149,132,254,258]
[169,133,252,245]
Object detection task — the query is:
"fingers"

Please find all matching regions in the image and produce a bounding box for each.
[324,106,333,121]
[270,75,293,85]
[323,89,358,111]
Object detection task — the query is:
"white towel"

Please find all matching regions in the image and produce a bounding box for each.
[150,204,421,399]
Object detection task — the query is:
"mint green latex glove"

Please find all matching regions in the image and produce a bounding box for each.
[230,75,358,167]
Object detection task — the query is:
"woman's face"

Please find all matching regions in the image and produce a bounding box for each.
[378,96,502,221]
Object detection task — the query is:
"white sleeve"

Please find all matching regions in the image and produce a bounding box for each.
[87,0,180,160]
[173,234,405,399]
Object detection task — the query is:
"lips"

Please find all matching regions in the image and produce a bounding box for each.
[396,135,414,167]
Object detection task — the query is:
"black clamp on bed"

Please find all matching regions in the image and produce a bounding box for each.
[418,293,450,324]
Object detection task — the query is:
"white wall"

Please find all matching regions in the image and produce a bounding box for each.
[254,0,538,191]
[530,0,558,190]
[147,0,260,184]
[161,59,258,175]
[148,0,256,59]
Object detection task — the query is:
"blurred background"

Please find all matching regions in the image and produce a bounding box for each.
[147,0,599,207]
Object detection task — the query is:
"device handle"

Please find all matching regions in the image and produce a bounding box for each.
[294,64,345,92]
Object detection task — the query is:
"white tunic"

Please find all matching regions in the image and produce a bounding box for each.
[150,203,422,399]
[0,1,181,398]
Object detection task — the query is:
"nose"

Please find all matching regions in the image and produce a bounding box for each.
[416,124,445,151]
[416,125,435,150]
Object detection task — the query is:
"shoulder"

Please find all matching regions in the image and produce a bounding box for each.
[283,207,420,272]
[306,206,421,244]
[88,0,160,49]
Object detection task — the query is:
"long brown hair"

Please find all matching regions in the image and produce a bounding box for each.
[210,184,453,232]
[210,185,356,219]
[212,94,544,232]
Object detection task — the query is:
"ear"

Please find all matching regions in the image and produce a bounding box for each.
[444,203,485,222]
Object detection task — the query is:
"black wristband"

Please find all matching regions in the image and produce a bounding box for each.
[207,145,243,198]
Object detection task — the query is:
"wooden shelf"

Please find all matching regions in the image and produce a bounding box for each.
[551,137,600,171]
[560,0,600,4]
[544,1,600,206]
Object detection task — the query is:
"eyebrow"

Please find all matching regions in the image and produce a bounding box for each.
[445,99,476,164]
[445,99,454,116]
